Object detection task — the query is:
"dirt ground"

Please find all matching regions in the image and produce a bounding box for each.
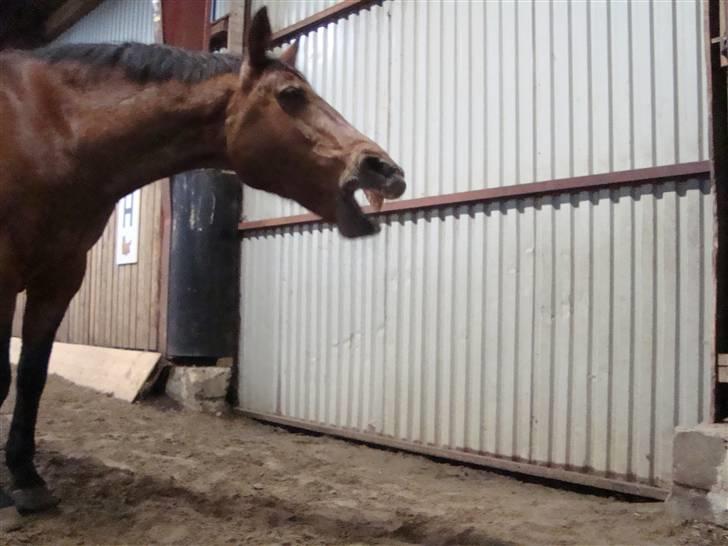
[0,373,725,545]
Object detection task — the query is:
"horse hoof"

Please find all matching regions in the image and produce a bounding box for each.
[0,506,22,532]
[11,486,60,514]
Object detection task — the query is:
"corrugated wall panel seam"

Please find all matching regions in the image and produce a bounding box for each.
[239,179,714,489]
[242,0,708,222]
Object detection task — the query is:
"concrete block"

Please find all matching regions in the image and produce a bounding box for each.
[166,366,230,413]
[673,426,727,491]
[667,423,728,527]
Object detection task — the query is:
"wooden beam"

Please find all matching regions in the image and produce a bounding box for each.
[239,409,668,500]
[44,0,103,41]
[158,179,171,356]
[239,161,711,233]
[270,0,384,47]
[10,338,160,403]
[210,14,229,39]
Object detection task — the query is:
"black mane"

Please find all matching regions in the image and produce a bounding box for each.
[31,42,243,84]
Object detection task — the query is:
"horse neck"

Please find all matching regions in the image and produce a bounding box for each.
[70,72,239,198]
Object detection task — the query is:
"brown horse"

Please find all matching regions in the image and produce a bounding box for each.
[0,7,404,521]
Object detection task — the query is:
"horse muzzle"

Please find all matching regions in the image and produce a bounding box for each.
[336,154,406,238]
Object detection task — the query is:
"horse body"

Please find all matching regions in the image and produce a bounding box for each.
[0,53,231,281]
[0,8,405,522]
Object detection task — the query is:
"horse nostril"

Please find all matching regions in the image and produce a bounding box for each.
[359,154,406,197]
[362,155,383,173]
[383,175,406,198]
[361,155,396,177]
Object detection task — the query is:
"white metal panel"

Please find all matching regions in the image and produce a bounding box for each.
[250,0,339,31]
[211,0,232,21]
[241,0,708,222]
[240,179,714,490]
[53,0,154,44]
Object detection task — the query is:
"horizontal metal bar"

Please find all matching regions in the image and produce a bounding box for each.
[270,0,384,47]
[238,409,668,500]
[239,160,711,233]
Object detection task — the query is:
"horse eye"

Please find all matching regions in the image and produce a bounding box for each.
[277,86,306,112]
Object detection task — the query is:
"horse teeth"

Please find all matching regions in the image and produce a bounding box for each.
[364,189,384,212]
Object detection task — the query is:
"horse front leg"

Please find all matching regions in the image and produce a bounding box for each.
[6,257,85,513]
[0,274,21,530]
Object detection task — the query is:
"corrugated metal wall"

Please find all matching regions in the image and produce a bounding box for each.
[211,0,233,21]
[53,0,155,44]
[250,0,339,31]
[13,0,163,351]
[243,0,708,222]
[241,177,713,490]
[238,0,715,493]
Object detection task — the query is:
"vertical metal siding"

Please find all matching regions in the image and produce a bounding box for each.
[211,0,233,21]
[242,0,708,222]
[240,178,714,489]
[250,0,339,31]
[53,0,155,44]
[237,0,714,493]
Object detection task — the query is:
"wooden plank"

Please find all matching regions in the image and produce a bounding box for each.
[10,338,159,403]
[157,179,171,355]
[143,182,157,349]
[88,229,99,345]
[150,180,165,352]
[103,212,115,346]
[130,263,139,349]
[135,185,151,350]
[118,242,126,348]
[82,254,90,343]
[210,14,229,34]
[95,217,109,345]
[121,252,131,348]
[108,207,118,347]
[128,229,140,349]
[121,217,131,348]
[110,210,118,348]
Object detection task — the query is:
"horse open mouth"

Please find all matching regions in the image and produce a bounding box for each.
[336,159,405,238]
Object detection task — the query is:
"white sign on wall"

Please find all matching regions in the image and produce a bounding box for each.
[115,189,141,265]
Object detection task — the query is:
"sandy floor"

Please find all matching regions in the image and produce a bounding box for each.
[0,373,725,545]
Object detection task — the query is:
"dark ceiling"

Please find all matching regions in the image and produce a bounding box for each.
[0,0,68,49]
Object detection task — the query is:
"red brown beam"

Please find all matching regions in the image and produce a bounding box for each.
[239,161,711,233]
[210,14,229,37]
[270,0,384,47]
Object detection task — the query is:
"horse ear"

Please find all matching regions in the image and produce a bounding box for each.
[279,41,298,67]
[244,7,272,70]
